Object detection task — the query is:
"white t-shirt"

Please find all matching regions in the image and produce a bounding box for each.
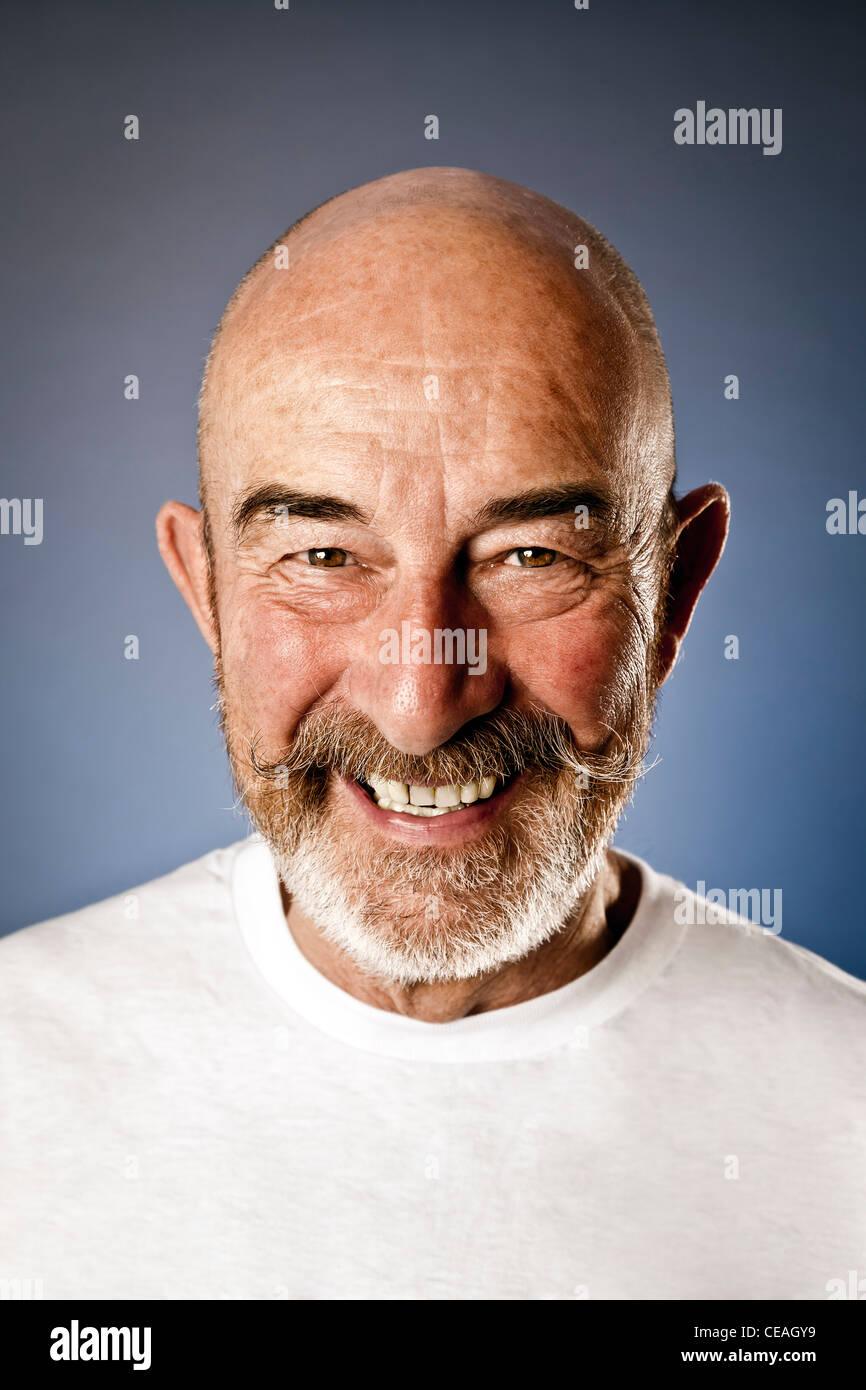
[1,836,863,1301]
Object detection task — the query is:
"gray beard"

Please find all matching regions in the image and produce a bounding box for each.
[265,771,617,987]
[220,684,654,988]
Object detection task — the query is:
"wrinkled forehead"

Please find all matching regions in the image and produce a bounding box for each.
[201,210,660,538]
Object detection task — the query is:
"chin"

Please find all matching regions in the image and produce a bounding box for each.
[273,827,602,988]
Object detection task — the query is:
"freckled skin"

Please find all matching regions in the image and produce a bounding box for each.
[158,167,729,1020]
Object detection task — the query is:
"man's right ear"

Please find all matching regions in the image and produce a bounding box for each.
[156,502,218,654]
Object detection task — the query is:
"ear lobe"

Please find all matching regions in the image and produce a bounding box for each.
[156,501,218,653]
[655,482,730,685]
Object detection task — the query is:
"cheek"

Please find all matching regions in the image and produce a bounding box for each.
[506,604,646,745]
[219,602,345,740]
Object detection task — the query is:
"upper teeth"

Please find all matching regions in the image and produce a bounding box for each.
[367,774,498,816]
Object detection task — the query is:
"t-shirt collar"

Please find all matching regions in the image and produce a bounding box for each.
[231,835,685,1063]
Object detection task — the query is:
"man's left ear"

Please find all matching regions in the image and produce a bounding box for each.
[655,482,730,685]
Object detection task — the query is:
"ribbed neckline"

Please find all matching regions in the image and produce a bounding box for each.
[230,836,685,1063]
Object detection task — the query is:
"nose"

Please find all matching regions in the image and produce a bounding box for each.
[348,576,505,754]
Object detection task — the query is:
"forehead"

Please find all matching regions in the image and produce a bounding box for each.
[204,211,649,529]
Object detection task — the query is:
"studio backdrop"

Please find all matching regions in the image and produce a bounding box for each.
[2,0,863,975]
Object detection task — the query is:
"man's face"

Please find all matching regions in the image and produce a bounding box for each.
[200,207,671,983]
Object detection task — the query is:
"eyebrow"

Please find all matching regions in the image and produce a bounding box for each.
[470,484,622,533]
[232,486,368,539]
[231,481,625,544]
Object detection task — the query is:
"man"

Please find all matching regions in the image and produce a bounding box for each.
[2,168,863,1300]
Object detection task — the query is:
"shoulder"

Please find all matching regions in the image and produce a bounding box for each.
[0,838,251,1003]
[633,856,866,1048]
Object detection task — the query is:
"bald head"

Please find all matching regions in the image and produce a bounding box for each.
[198,167,675,531]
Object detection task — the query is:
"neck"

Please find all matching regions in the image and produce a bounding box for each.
[282,849,640,1023]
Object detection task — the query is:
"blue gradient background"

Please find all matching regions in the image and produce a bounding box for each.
[2,0,863,974]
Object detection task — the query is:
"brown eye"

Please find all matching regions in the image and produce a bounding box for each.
[509,547,557,568]
[306,547,348,567]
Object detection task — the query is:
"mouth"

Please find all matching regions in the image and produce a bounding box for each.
[339,768,524,843]
[360,773,505,817]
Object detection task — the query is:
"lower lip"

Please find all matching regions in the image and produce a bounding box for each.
[340,773,525,845]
